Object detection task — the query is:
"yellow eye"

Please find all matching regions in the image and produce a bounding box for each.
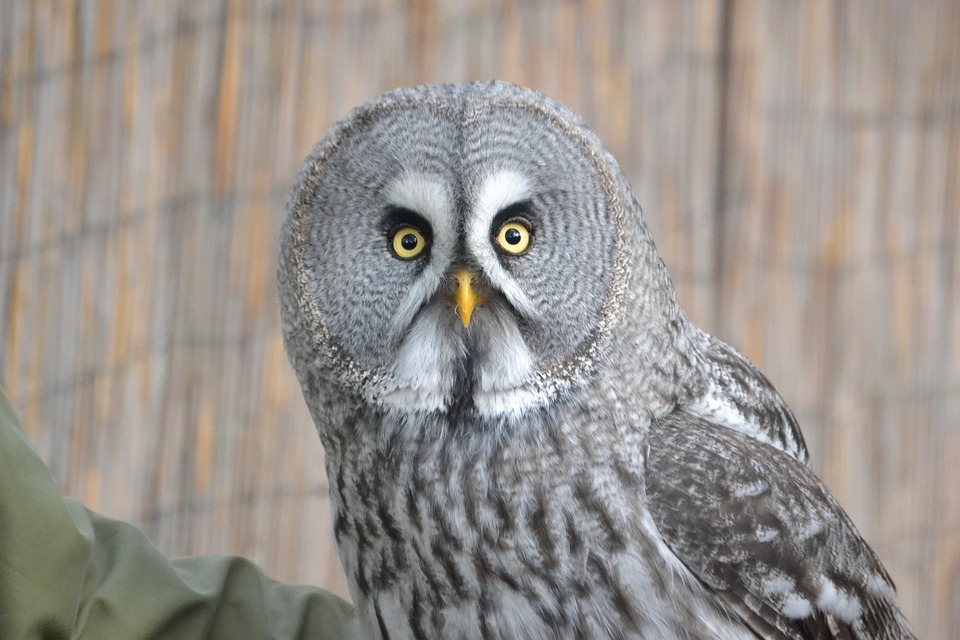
[494,219,531,254]
[390,225,427,260]
[391,226,427,259]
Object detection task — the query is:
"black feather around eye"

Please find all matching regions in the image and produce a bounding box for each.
[382,207,432,260]
[491,201,535,256]
[381,207,433,237]
[490,200,535,230]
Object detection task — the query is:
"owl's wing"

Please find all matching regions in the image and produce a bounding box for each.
[645,410,914,640]
[687,331,811,466]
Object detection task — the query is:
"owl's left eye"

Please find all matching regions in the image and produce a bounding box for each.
[390,225,428,260]
[493,218,532,255]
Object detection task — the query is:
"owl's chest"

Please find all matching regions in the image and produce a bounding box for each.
[323,425,749,640]
[330,456,599,638]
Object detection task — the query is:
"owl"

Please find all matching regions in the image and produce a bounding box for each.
[278,82,914,639]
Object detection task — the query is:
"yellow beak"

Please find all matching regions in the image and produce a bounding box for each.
[452,267,478,328]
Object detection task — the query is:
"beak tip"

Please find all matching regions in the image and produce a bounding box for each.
[453,266,478,329]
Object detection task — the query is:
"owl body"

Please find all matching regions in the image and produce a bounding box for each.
[312,371,768,640]
[280,82,913,639]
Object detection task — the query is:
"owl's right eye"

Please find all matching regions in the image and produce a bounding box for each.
[390,225,428,260]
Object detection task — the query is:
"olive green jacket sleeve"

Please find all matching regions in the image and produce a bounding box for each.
[0,387,359,640]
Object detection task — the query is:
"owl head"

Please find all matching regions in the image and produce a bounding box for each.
[279,82,687,432]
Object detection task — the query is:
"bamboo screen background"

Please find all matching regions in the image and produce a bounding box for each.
[1,1,958,636]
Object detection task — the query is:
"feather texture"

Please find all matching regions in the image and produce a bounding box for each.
[647,410,914,639]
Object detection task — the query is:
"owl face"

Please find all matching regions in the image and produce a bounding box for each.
[282,84,628,420]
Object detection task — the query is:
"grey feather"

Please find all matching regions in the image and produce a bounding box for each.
[690,330,810,466]
[647,410,913,639]
[278,80,915,639]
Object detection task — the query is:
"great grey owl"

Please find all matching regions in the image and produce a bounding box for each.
[278,81,913,639]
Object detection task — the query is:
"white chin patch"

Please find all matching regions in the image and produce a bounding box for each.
[470,307,542,418]
[378,305,461,414]
[376,303,545,419]
[473,386,543,419]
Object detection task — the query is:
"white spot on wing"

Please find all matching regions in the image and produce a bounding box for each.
[755,525,779,542]
[866,573,896,599]
[762,573,796,594]
[799,518,823,539]
[782,593,814,618]
[816,579,863,623]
